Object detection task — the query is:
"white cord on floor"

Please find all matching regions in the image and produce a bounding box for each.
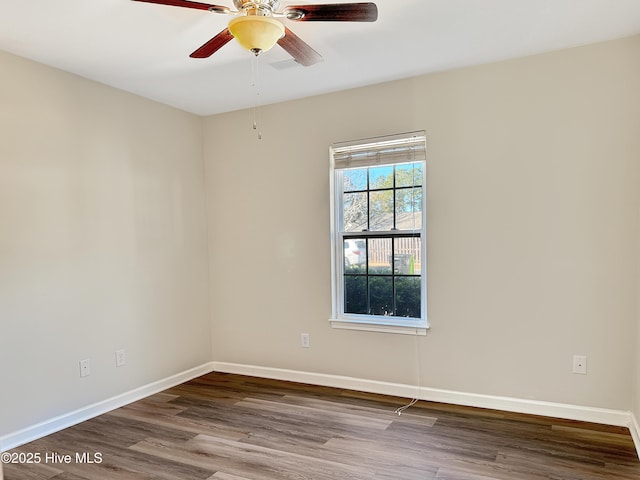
[395,397,418,415]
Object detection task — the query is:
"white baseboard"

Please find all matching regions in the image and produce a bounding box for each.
[0,362,215,452]
[213,362,636,437]
[630,413,640,459]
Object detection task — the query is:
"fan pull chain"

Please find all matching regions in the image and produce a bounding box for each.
[251,55,262,140]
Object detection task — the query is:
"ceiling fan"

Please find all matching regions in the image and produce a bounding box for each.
[131,0,378,66]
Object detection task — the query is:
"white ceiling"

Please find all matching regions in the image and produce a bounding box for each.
[1,0,640,116]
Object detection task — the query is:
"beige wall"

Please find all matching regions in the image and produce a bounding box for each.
[204,35,640,411]
[0,51,211,436]
[1,33,639,444]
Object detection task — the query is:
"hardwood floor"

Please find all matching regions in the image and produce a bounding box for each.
[4,372,640,479]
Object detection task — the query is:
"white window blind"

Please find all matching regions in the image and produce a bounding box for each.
[332,132,427,170]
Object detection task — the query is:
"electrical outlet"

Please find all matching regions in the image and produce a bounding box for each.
[572,355,587,375]
[79,358,91,377]
[115,349,126,367]
[301,333,310,348]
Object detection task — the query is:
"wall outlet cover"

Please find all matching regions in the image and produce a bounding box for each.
[115,349,126,367]
[79,359,91,377]
[572,355,587,375]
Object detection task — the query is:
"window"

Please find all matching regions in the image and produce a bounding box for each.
[330,132,427,335]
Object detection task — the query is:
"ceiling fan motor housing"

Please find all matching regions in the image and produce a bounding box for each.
[233,0,280,15]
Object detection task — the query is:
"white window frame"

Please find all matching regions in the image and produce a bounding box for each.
[329,132,428,335]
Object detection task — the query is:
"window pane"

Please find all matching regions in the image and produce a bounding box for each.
[368,238,391,275]
[395,277,421,318]
[395,187,422,230]
[343,192,368,232]
[333,137,426,325]
[369,165,393,189]
[343,168,367,192]
[344,239,366,272]
[393,237,421,275]
[344,276,367,314]
[396,163,423,187]
[369,276,393,316]
[369,190,393,231]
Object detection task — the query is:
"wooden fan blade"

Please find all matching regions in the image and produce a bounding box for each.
[131,0,225,12]
[190,28,234,58]
[285,2,378,22]
[277,27,323,66]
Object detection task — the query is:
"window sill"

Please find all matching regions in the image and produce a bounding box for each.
[329,319,428,336]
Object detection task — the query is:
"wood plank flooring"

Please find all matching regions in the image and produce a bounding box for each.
[4,372,640,479]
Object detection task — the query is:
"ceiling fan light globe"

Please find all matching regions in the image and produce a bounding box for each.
[229,15,285,53]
